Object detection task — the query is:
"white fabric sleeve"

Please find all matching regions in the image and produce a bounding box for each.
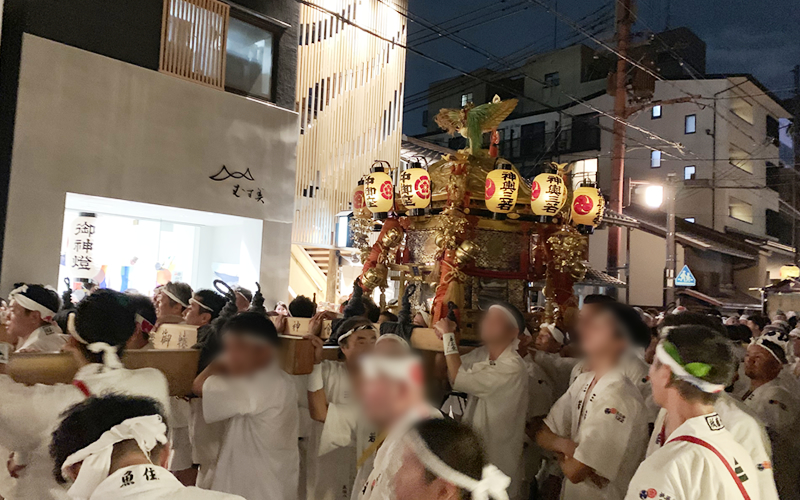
[756,388,799,434]
[527,371,555,419]
[318,402,359,456]
[0,375,83,454]
[542,387,574,437]
[202,374,281,423]
[453,358,520,399]
[169,426,194,471]
[573,395,639,482]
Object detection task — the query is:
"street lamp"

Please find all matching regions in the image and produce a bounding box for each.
[644,185,664,208]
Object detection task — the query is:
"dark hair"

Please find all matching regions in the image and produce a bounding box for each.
[789,316,798,329]
[662,324,735,404]
[289,295,316,318]
[379,310,398,322]
[583,294,617,305]
[596,301,651,348]
[415,419,486,500]
[725,324,753,344]
[330,316,373,347]
[659,311,726,336]
[50,395,166,483]
[162,282,193,309]
[222,312,279,345]
[16,284,61,318]
[74,289,136,363]
[124,293,157,344]
[748,314,770,331]
[194,290,227,320]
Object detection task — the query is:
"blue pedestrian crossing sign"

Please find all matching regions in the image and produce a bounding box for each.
[675,265,697,287]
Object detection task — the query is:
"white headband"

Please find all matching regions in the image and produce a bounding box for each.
[540,323,564,345]
[8,285,57,321]
[360,354,423,386]
[488,305,520,332]
[655,342,725,394]
[67,313,124,369]
[404,430,510,500]
[161,288,188,308]
[375,333,411,351]
[337,324,378,345]
[753,336,787,365]
[189,297,213,312]
[61,415,167,500]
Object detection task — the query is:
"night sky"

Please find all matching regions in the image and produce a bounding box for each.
[402,0,800,136]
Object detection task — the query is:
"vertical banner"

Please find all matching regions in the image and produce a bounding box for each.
[67,213,99,281]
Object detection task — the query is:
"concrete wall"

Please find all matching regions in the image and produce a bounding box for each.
[1,35,299,306]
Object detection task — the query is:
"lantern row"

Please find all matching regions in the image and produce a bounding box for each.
[358,161,604,233]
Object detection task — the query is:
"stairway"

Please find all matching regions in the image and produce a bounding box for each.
[304,247,331,278]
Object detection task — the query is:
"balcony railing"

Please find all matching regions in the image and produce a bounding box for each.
[494,126,601,164]
[159,0,230,90]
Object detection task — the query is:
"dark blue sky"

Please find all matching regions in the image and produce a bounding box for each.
[402,0,800,135]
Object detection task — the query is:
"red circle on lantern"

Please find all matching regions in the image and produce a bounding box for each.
[353,191,365,209]
[415,176,431,198]
[485,178,496,200]
[573,195,594,215]
[531,181,541,201]
[647,489,657,499]
[380,181,393,200]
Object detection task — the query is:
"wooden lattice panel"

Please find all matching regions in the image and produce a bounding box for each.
[159,0,230,90]
[293,0,408,246]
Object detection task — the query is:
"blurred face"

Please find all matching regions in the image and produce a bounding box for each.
[276,303,290,316]
[360,375,405,428]
[221,334,274,376]
[745,319,761,338]
[341,329,377,361]
[580,311,625,359]
[534,328,561,353]
[479,308,517,345]
[183,297,212,327]
[744,344,780,381]
[6,301,41,342]
[648,359,672,408]
[394,448,454,500]
[576,303,603,342]
[155,292,184,320]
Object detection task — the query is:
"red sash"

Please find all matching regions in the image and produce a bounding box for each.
[72,380,92,398]
[668,435,751,500]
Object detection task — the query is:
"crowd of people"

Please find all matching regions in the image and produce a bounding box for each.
[0,279,799,500]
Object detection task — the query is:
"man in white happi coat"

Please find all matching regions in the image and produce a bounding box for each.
[350,352,440,500]
[625,324,761,500]
[193,312,299,500]
[305,316,377,500]
[435,300,529,500]
[740,331,800,500]
[51,394,242,500]
[0,289,171,500]
[537,301,649,500]
[4,284,65,353]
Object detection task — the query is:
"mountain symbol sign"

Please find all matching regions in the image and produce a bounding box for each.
[675,265,697,287]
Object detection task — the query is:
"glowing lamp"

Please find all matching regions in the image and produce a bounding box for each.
[485,166,519,217]
[364,162,394,220]
[530,172,567,223]
[780,265,800,280]
[399,160,431,216]
[570,183,605,234]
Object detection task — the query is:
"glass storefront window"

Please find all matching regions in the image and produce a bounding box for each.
[226,16,275,101]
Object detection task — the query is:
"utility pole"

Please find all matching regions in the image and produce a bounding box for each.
[607,0,634,283]
[665,173,677,306]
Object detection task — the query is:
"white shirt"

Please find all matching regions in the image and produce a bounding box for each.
[454,343,529,499]
[625,413,761,500]
[533,350,579,398]
[544,368,649,500]
[647,395,779,500]
[89,464,243,499]
[312,360,360,500]
[741,379,800,499]
[570,350,659,425]
[353,405,440,500]
[203,364,300,500]
[522,353,555,418]
[16,324,66,352]
[0,363,170,500]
